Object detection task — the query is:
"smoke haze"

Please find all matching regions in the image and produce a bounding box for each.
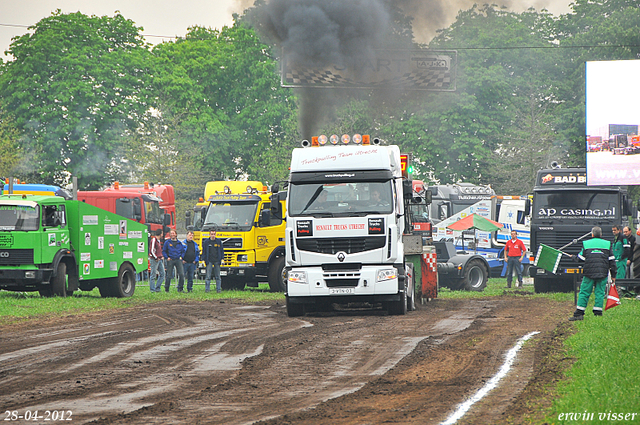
[254,0,567,138]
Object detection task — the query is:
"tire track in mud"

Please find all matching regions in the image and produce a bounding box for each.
[0,297,572,425]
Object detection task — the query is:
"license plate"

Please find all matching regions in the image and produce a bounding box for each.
[564,268,582,274]
[329,288,355,295]
[220,271,227,276]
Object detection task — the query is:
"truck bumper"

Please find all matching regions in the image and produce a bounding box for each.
[286,266,400,299]
[0,269,52,290]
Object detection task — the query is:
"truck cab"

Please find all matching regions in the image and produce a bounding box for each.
[283,134,414,316]
[197,181,287,291]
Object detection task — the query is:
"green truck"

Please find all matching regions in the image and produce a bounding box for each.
[0,194,148,297]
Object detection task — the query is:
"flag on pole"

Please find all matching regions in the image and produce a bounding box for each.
[605,283,621,311]
[534,244,563,274]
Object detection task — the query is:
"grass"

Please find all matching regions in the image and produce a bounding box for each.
[0,279,284,326]
[546,297,640,424]
[437,277,575,303]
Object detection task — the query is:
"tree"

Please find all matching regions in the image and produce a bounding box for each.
[151,24,297,186]
[0,10,152,189]
[0,107,22,179]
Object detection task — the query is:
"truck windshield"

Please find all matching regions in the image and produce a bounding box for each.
[288,181,393,217]
[144,201,163,224]
[203,201,258,231]
[0,205,39,231]
[533,191,619,220]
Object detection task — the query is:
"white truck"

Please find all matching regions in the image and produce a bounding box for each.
[277,134,416,317]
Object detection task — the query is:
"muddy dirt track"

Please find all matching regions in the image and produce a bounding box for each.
[0,294,574,425]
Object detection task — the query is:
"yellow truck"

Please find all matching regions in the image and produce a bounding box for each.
[187,181,287,291]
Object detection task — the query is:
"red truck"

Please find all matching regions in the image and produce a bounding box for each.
[78,182,175,237]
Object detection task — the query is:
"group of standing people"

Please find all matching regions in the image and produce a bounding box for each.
[148,229,225,294]
[569,225,637,321]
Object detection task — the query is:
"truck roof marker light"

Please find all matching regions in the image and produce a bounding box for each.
[199,197,204,202]
[353,134,362,144]
[262,186,268,192]
[341,134,351,144]
[144,181,149,190]
[318,135,328,145]
[330,134,339,145]
[362,135,370,145]
[311,136,319,147]
[224,185,231,194]
[114,182,120,190]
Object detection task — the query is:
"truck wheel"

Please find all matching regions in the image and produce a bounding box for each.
[268,257,286,292]
[388,289,407,315]
[632,244,640,278]
[462,259,487,291]
[109,264,136,298]
[51,262,67,297]
[98,283,112,298]
[286,296,304,317]
[407,278,416,311]
[533,278,551,293]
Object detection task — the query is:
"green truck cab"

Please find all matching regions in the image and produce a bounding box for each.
[0,194,148,297]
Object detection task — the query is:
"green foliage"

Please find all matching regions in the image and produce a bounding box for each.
[0,107,21,179]
[150,24,297,186]
[0,10,153,189]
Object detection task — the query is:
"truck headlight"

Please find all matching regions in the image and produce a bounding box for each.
[237,254,248,262]
[377,269,397,282]
[288,270,308,284]
[24,271,36,279]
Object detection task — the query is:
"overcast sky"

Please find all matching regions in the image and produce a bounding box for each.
[586,60,640,137]
[1,0,574,62]
[0,0,246,61]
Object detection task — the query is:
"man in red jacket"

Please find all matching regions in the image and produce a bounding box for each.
[504,230,526,288]
[149,229,165,292]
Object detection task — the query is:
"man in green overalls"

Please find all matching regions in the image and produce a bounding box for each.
[612,225,626,279]
[569,226,617,321]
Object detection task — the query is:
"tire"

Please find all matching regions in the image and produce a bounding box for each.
[462,259,488,291]
[286,296,304,317]
[388,288,407,316]
[221,277,246,290]
[51,262,67,297]
[407,275,416,311]
[107,264,136,298]
[632,244,640,279]
[268,257,286,292]
[533,277,551,293]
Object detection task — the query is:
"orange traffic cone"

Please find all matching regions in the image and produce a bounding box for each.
[605,283,621,311]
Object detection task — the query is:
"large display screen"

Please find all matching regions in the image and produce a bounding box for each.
[586,60,640,186]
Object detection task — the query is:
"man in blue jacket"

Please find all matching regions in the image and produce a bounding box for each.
[182,230,200,293]
[202,230,224,293]
[163,229,186,292]
[569,226,617,321]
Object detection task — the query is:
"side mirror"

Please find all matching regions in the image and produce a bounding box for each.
[270,195,282,219]
[424,190,432,204]
[133,201,142,221]
[259,209,271,227]
[524,198,531,216]
[164,213,171,226]
[402,180,412,199]
[271,183,280,194]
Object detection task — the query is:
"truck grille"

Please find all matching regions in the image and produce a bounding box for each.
[0,249,34,265]
[325,278,360,287]
[0,234,14,247]
[296,236,385,254]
